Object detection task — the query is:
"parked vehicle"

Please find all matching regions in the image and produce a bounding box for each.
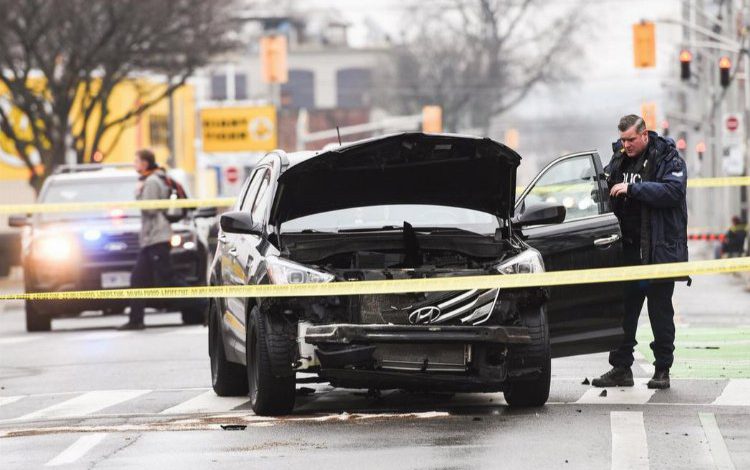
[9,164,216,331]
[208,133,626,415]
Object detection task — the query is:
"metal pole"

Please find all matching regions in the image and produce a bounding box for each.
[742,50,750,223]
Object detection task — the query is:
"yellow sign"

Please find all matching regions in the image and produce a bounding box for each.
[200,106,277,152]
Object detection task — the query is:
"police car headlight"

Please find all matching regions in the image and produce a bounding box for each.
[33,236,76,262]
[495,248,544,274]
[266,256,335,284]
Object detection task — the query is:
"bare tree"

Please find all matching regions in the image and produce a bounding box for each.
[373,0,585,133]
[0,0,237,191]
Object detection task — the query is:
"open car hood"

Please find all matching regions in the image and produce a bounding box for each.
[270,133,521,226]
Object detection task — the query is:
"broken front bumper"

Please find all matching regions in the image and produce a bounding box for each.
[304,323,532,345]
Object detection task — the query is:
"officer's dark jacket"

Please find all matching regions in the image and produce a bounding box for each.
[605,131,688,264]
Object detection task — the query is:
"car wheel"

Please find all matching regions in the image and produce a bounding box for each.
[25,300,51,332]
[503,305,551,407]
[209,300,248,396]
[246,305,295,416]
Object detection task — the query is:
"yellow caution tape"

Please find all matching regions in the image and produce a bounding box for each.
[0,197,235,215]
[1,257,748,301]
[0,177,747,216]
[686,176,750,188]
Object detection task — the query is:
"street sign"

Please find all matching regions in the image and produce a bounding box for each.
[225,166,239,184]
[200,106,277,152]
[726,115,739,132]
[722,114,745,176]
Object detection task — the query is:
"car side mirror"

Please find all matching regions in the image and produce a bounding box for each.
[8,214,29,227]
[219,211,263,236]
[515,202,566,227]
[193,206,218,218]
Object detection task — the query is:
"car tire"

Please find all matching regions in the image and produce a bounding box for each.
[209,300,248,396]
[503,305,551,407]
[25,300,51,332]
[246,305,295,416]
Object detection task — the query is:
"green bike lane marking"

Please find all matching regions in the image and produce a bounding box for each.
[637,327,750,379]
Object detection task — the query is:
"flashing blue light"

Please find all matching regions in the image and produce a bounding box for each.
[83,229,102,241]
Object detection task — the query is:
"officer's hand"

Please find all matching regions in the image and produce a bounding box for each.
[610,182,629,197]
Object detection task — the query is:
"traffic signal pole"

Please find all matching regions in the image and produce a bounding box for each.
[657,16,749,224]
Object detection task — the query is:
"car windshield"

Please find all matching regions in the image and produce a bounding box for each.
[281,204,500,235]
[39,177,139,222]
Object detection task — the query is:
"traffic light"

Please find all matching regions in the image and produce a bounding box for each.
[696,141,706,160]
[679,50,692,80]
[260,35,288,84]
[719,56,731,88]
[633,21,656,68]
[422,105,442,133]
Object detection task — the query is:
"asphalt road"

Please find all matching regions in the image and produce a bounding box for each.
[0,271,748,469]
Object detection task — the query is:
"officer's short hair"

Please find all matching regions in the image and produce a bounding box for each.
[618,114,646,134]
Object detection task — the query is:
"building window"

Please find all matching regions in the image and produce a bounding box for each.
[149,115,168,147]
[235,73,248,100]
[337,68,371,108]
[210,73,227,100]
[281,70,315,109]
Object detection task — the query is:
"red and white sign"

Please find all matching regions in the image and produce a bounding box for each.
[225,166,239,184]
[726,115,739,132]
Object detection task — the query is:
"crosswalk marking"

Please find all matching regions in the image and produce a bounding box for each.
[66,331,134,342]
[17,390,150,421]
[0,396,23,408]
[159,390,249,415]
[45,433,107,467]
[0,336,40,345]
[712,379,750,406]
[576,379,656,405]
[699,413,736,470]
[610,411,649,470]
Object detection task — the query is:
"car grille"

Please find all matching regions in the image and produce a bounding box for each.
[84,232,140,262]
[360,289,500,326]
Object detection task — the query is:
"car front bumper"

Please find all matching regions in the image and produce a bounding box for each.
[304,324,532,345]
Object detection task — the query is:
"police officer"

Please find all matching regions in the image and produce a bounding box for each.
[592,114,688,389]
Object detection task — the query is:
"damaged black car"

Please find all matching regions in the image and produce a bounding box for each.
[208,133,626,415]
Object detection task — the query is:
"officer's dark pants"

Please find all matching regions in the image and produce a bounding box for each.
[128,242,197,324]
[608,244,676,370]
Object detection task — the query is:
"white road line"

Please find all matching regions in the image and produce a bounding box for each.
[576,379,656,405]
[160,390,250,414]
[45,433,107,467]
[633,351,655,377]
[66,331,134,342]
[0,396,24,408]
[610,411,649,470]
[712,379,750,406]
[0,336,39,345]
[17,390,150,421]
[160,327,207,336]
[699,413,736,470]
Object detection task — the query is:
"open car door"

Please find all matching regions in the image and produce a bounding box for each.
[515,152,626,357]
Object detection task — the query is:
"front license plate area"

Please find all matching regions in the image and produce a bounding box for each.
[101,271,131,289]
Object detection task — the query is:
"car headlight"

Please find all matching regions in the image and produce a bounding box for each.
[495,248,544,274]
[32,236,76,262]
[171,232,197,250]
[266,256,335,284]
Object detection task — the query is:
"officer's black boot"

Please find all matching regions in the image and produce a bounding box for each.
[647,368,670,389]
[591,367,634,387]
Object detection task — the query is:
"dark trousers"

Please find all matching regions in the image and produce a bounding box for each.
[608,244,676,370]
[128,242,196,324]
